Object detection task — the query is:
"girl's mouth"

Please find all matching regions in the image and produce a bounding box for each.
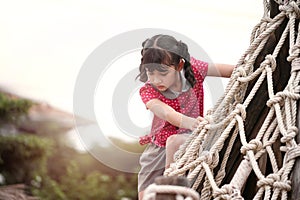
[156,85,166,91]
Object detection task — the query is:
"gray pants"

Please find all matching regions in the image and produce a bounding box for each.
[138,144,166,192]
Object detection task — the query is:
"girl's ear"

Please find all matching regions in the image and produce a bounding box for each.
[177,59,185,71]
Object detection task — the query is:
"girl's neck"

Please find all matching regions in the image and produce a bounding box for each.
[169,71,182,92]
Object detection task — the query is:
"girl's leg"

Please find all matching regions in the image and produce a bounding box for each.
[165,134,188,168]
[138,144,165,200]
[138,191,144,200]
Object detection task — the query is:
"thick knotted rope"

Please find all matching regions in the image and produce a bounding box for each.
[143,183,200,200]
[161,0,300,199]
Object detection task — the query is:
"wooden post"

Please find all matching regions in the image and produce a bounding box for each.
[291,101,300,200]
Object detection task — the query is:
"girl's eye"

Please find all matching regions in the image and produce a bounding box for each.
[160,73,168,76]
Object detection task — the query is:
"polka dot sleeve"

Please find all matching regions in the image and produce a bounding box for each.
[139,83,160,106]
[190,57,208,81]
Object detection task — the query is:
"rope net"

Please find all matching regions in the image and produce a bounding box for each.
[162,0,300,199]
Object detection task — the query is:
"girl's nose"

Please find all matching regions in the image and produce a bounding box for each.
[153,76,162,84]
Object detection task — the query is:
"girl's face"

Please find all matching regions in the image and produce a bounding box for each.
[146,65,181,92]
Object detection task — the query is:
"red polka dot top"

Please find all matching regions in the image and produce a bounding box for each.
[139,57,208,147]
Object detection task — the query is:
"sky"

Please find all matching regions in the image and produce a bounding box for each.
[0,0,264,148]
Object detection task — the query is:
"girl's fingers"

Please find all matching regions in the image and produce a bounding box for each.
[197,116,204,122]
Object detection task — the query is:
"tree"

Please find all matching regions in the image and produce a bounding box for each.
[0,92,139,199]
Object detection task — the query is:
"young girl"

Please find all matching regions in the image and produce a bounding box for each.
[136,34,234,199]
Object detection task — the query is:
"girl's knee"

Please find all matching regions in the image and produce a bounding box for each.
[166,134,186,148]
[166,134,178,147]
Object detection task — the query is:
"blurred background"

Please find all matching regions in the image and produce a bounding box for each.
[0,0,262,199]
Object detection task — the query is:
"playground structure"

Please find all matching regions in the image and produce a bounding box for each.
[144,0,300,199]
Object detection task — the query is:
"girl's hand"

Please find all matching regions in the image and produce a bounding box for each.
[192,116,204,130]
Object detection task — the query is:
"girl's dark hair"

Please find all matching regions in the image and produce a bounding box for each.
[136,34,196,87]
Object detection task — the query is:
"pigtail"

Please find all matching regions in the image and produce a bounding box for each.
[138,60,148,82]
[178,41,196,87]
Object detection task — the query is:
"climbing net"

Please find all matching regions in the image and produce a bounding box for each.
[163,0,300,199]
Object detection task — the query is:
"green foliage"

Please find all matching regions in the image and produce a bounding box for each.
[0,133,139,199]
[60,161,112,199]
[0,92,139,199]
[0,134,53,184]
[32,176,67,200]
[59,161,138,200]
[33,160,138,200]
[0,93,32,123]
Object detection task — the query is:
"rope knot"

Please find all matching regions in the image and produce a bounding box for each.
[273,180,292,191]
[235,66,247,79]
[241,139,263,155]
[257,174,280,188]
[288,45,300,62]
[266,90,290,107]
[279,1,300,18]
[261,54,277,72]
[267,90,300,108]
[232,104,247,120]
[290,57,300,72]
[281,126,298,143]
[286,144,300,162]
[201,151,215,166]
[213,184,244,200]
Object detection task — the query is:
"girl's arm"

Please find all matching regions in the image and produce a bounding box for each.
[146,98,203,130]
[207,63,235,78]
